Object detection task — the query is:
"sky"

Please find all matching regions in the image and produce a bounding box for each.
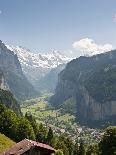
[0,0,116,56]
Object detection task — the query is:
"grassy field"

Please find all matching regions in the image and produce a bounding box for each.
[0,133,15,153]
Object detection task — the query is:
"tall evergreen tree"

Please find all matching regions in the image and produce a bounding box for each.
[73,139,79,155]
[36,123,47,143]
[78,140,85,155]
[46,127,53,145]
[99,126,116,155]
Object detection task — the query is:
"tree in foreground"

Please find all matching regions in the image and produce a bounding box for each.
[78,140,85,155]
[86,144,99,155]
[17,118,35,141]
[36,123,47,143]
[55,150,64,155]
[99,126,116,155]
[47,127,54,145]
[73,139,79,155]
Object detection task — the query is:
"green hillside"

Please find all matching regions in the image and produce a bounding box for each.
[0,133,15,153]
[0,89,22,116]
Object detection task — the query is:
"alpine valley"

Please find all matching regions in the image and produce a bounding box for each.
[0,39,116,154]
[0,40,116,127]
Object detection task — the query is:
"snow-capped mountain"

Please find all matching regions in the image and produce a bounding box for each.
[6,45,71,69]
[6,45,71,91]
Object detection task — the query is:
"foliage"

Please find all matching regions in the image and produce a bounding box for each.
[86,144,99,155]
[73,139,79,155]
[46,127,54,145]
[0,89,21,115]
[0,104,35,142]
[99,126,116,155]
[78,140,85,155]
[16,118,35,141]
[55,149,64,155]
[60,97,77,115]
[36,123,47,143]
[54,133,74,155]
[25,112,38,136]
[85,67,116,103]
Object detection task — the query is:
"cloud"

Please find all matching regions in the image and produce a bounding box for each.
[113,14,116,21]
[72,38,113,56]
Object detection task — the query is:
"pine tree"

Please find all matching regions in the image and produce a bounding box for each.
[78,140,85,155]
[36,123,47,143]
[99,126,116,155]
[73,139,79,155]
[46,127,53,145]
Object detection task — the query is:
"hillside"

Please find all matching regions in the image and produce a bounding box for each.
[0,40,39,100]
[50,50,116,126]
[0,133,15,153]
[0,89,22,116]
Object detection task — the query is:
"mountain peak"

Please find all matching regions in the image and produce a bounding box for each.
[6,45,71,69]
[6,45,72,90]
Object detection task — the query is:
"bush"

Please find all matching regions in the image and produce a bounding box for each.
[99,126,116,155]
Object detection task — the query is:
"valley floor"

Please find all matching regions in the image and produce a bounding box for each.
[21,94,103,144]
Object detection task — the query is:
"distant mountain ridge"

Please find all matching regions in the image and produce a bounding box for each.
[6,45,71,91]
[6,45,70,69]
[0,40,38,100]
[37,64,66,92]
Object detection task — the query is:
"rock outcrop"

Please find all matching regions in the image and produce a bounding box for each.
[0,72,8,90]
[0,40,22,74]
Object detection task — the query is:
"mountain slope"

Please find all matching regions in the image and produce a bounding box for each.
[37,64,66,92]
[50,50,116,126]
[0,40,38,100]
[0,89,22,115]
[6,45,71,91]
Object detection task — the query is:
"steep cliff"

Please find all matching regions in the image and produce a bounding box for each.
[0,40,38,100]
[51,50,116,126]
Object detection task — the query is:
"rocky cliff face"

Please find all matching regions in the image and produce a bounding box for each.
[51,50,116,126]
[0,40,38,100]
[0,41,22,74]
[0,72,8,90]
[77,87,116,122]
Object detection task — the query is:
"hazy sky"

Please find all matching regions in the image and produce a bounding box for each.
[0,0,116,56]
